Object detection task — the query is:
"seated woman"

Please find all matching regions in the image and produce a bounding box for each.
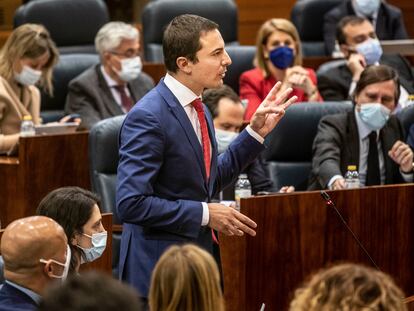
[289,263,406,310]
[0,24,59,154]
[36,186,107,274]
[240,18,322,120]
[149,244,224,311]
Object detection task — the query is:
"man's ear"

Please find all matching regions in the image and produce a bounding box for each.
[176,56,192,74]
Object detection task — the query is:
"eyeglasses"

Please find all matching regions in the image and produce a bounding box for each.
[109,50,140,58]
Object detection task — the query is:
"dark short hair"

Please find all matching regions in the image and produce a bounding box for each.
[36,186,100,274]
[163,14,218,73]
[203,85,241,118]
[336,15,369,45]
[38,272,142,311]
[354,65,400,102]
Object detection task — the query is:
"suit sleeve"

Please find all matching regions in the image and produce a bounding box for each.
[65,81,102,129]
[116,107,203,239]
[311,116,344,188]
[317,72,349,101]
[391,9,408,40]
[239,72,263,121]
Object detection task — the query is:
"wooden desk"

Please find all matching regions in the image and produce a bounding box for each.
[0,132,90,227]
[221,184,414,310]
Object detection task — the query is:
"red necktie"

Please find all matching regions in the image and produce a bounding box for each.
[114,85,133,112]
[191,99,218,245]
[191,98,211,179]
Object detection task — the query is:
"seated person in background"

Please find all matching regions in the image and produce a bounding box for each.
[203,85,294,195]
[324,0,408,56]
[289,263,407,311]
[318,16,414,110]
[0,216,69,311]
[309,65,413,190]
[36,186,106,274]
[0,24,59,154]
[240,18,322,121]
[149,244,224,311]
[38,272,141,311]
[65,22,154,129]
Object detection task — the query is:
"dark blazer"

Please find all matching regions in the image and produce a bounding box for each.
[116,80,264,297]
[308,111,405,190]
[65,64,154,129]
[318,54,414,101]
[324,1,408,55]
[0,282,38,311]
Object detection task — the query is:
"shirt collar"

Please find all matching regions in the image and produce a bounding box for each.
[5,280,42,305]
[354,108,379,140]
[164,73,200,108]
[100,65,120,88]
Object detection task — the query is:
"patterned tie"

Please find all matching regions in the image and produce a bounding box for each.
[113,85,133,112]
[366,131,381,186]
[191,99,218,245]
[191,98,211,179]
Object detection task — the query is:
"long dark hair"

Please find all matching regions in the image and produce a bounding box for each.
[36,187,100,274]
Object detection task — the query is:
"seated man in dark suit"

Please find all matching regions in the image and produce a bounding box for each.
[203,85,294,197]
[323,0,408,56]
[309,65,413,190]
[0,216,69,311]
[318,16,414,111]
[65,22,154,129]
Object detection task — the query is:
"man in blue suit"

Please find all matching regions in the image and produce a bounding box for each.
[0,216,69,311]
[116,14,297,299]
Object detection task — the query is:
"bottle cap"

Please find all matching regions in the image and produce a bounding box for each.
[239,174,248,179]
[347,165,357,171]
[23,115,32,121]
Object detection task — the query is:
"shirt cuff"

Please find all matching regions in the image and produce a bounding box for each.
[245,125,264,144]
[348,80,357,97]
[400,169,413,183]
[328,175,344,189]
[201,202,209,226]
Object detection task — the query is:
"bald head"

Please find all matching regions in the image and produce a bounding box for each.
[1,216,67,272]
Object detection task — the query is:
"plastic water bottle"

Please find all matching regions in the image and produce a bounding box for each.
[345,165,360,189]
[20,115,35,137]
[235,174,251,211]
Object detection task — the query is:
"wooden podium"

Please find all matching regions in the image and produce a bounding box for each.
[0,132,90,227]
[221,184,414,310]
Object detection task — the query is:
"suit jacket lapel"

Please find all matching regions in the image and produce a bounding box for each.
[380,122,396,183]
[205,109,217,194]
[95,65,124,116]
[157,81,208,183]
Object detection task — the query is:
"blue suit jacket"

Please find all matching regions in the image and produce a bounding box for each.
[116,80,264,297]
[0,283,38,311]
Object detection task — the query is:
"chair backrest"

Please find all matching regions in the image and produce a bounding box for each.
[223,45,256,93]
[264,101,353,190]
[316,59,347,78]
[397,104,414,135]
[40,53,100,123]
[14,0,109,54]
[142,0,238,62]
[89,115,125,224]
[291,0,342,56]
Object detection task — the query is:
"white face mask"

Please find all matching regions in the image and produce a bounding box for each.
[358,102,391,131]
[14,65,42,86]
[354,0,381,17]
[116,56,142,82]
[77,231,107,263]
[215,128,239,154]
[39,244,71,282]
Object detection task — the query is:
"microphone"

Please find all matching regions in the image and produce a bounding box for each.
[320,191,380,270]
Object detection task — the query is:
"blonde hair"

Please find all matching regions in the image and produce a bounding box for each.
[0,24,59,95]
[254,18,302,77]
[149,244,225,311]
[289,263,407,311]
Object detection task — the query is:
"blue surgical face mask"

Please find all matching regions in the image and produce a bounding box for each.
[354,0,381,17]
[269,46,294,70]
[356,39,383,65]
[215,128,239,154]
[358,103,391,131]
[77,231,107,263]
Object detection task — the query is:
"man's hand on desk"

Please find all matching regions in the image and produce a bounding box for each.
[207,203,257,237]
[388,140,414,173]
[332,178,347,190]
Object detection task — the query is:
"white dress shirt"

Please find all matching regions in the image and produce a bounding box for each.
[163,73,263,226]
[100,66,132,113]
